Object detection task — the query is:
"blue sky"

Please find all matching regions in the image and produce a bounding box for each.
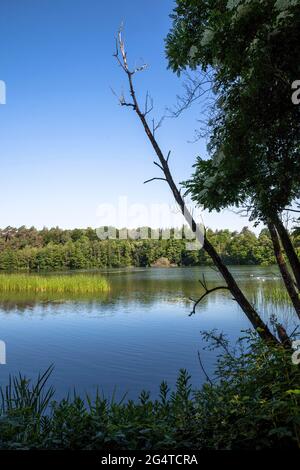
[0,0,257,232]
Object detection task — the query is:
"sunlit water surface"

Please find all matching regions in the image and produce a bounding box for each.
[0,267,296,400]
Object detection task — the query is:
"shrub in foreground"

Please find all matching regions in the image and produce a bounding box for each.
[0,332,299,450]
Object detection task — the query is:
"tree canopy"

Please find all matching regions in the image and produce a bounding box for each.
[166,0,300,221]
[0,225,285,270]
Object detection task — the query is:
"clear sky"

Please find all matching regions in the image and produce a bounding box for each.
[0,0,259,232]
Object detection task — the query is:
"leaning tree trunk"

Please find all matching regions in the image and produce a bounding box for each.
[202,237,281,341]
[114,33,280,345]
[273,215,300,291]
[268,223,300,320]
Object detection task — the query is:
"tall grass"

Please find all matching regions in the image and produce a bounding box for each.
[0,274,110,294]
[0,366,55,416]
[263,287,291,304]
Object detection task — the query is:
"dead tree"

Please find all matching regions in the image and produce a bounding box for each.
[113,31,283,345]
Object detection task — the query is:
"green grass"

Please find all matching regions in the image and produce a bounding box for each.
[0,274,110,294]
[263,287,292,304]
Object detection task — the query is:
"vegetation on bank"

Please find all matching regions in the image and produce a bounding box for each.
[0,225,299,271]
[0,332,299,450]
[263,287,292,305]
[0,274,109,294]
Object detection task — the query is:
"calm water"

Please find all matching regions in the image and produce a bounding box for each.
[0,266,297,400]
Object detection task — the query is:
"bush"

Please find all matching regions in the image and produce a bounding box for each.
[194,330,300,449]
[0,332,299,450]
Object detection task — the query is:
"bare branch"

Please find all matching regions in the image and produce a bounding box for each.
[153,161,164,171]
[134,63,148,74]
[189,282,230,316]
[199,274,208,291]
[143,177,167,185]
[285,207,300,213]
[111,85,136,109]
[144,92,154,116]
[197,351,213,386]
[209,265,219,274]
[120,99,135,109]
[166,71,214,119]
[152,116,165,136]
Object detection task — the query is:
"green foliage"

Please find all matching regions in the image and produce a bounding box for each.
[225,227,258,264]
[166,0,300,222]
[195,330,300,449]
[0,366,55,416]
[0,333,298,449]
[263,286,291,304]
[253,229,276,265]
[0,225,279,270]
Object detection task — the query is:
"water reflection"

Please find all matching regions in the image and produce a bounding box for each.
[0,266,296,400]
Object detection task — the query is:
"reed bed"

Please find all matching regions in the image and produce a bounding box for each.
[263,287,291,305]
[0,274,110,294]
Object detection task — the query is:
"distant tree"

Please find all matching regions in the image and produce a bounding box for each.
[253,229,275,266]
[0,225,290,273]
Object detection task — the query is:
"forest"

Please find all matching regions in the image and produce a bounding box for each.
[0,225,299,271]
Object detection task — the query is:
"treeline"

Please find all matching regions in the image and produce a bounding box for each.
[0,225,299,271]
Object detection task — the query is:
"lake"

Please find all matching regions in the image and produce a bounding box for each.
[0,266,297,401]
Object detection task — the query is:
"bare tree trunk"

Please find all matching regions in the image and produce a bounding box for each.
[268,223,300,320]
[273,215,300,291]
[114,34,280,345]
